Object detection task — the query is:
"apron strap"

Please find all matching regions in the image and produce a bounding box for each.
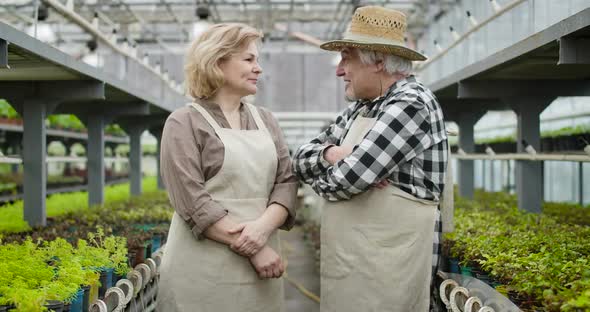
[245,103,269,133]
[188,103,222,132]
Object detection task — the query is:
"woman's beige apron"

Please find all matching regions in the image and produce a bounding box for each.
[320,115,439,312]
[157,103,284,312]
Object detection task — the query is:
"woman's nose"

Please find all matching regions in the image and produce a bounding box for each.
[253,63,262,74]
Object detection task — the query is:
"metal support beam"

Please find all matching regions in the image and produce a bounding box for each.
[22,99,51,227]
[558,37,590,65]
[0,81,105,115]
[0,39,8,68]
[117,114,167,195]
[456,110,485,199]
[509,97,554,214]
[11,81,104,227]
[128,125,144,196]
[458,80,590,99]
[55,101,149,116]
[87,115,105,206]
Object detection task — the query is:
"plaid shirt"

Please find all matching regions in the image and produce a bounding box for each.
[293,75,448,201]
[293,75,447,304]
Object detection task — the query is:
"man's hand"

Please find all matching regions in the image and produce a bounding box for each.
[250,245,285,279]
[324,145,354,165]
[374,179,390,189]
[228,220,273,257]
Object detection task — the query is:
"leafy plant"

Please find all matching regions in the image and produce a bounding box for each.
[0,176,159,234]
[0,99,20,119]
[445,190,590,311]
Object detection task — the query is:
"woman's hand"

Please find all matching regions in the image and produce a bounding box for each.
[249,245,285,279]
[228,219,273,257]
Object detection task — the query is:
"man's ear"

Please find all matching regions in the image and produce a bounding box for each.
[374,59,385,73]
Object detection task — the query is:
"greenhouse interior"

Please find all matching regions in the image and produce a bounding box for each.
[0,0,589,311]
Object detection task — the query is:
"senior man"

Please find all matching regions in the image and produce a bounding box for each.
[293,6,449,312]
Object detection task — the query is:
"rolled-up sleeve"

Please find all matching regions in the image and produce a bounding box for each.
[260,108,298,230]
[292,102,357,184]
[160,113,228,239]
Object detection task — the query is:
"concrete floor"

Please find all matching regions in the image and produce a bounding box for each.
[281,226,320,312]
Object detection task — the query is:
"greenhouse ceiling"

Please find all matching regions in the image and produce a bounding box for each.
[0,0,456,54]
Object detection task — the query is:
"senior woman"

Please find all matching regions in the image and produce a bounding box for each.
[157,23,297,311]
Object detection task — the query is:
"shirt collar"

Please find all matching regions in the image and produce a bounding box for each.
[194,97,245,113]
[357,74,416,110]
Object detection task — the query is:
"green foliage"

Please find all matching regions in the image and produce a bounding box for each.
[0,175,168,310]
[115,144,129,156]
[542,125,590,138]
[0,182,17,194]
[0,176,159,234]
[0,232,131,309]
[0,99,20,119]
[477,134,516,145]
[115,144,160,156]
[47,142,66,156]
[70,143,86,156]
[142,144,157,156]
[448,124,590,147]
[445,189,590,311]
[105,124,126,137]
[46,115,85,132]
[0,100,126,139]
[473,189,590,226]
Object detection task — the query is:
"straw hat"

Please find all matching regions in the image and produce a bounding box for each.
[320,6,427,61]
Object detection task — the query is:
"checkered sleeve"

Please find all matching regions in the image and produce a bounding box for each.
[310,96,436,201]
[292,102,357,184]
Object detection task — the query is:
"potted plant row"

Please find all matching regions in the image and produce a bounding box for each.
[442,190,590,311]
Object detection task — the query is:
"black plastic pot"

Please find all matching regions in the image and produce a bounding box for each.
[81,285,90,312]
[0,304,15,312]
[475,144,485,153]
[98,268,114,299]
[448,258,460,274]
[541,137,553,152]
[493,141,516,153]
[132,246,146,268]
[145,243,153,260]
[44,300,64,312]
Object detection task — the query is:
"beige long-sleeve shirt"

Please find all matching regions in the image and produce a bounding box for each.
[160,99,298,239]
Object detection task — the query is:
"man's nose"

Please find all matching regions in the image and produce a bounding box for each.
[336,62,345,77]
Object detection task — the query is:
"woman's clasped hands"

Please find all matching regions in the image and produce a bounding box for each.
[229,219,285,279]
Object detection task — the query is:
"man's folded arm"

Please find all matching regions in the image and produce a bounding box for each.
[292,102,357,183]
[310,100,434,201]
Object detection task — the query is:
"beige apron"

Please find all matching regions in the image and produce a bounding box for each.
[157,103,284,312]
[320,115,439,312]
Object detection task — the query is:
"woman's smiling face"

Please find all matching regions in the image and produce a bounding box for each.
[218,41,263,97]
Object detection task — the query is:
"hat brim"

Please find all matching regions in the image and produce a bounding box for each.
[320,39,427,61]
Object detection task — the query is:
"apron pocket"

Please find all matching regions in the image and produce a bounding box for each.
[321,243,353,279]
[353,224,418,249]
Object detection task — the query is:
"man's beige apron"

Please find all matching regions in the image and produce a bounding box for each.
[321,115,439,312]
[157,103,284,312]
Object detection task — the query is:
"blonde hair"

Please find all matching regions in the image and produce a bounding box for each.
[184,23,263,99]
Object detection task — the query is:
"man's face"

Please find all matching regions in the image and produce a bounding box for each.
[336,47,379,101]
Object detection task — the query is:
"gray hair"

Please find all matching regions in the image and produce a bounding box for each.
[357,49,413,76]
